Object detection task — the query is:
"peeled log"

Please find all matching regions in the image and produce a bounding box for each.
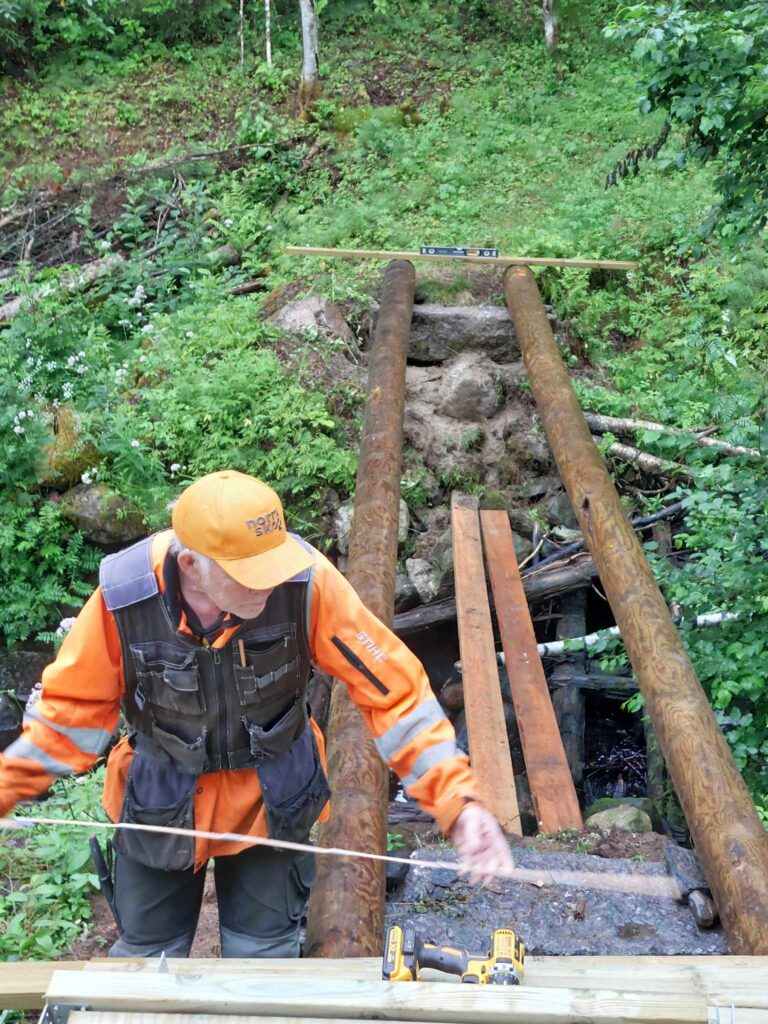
[305,261,414,958]
[504,264,768,955]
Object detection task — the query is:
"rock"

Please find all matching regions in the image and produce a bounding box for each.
[664,843,710,898]
[585,804,653,834]
[333,504,354,554]
[479,489,508,510]
[38,405,100,487]
[438,354,504,421]
[397,499,410,545]
[60,484,145,546]
[205,243,240,269]
[335,500,409,555]
[688,889,718,928]
[542,489,579,529]
[405,305,519,363]
[438,680,464,712]
[0,648,50,751]
[405,557,439,604]
[585,796,658,824]
[394,572,420,613]
[271,297,356,347]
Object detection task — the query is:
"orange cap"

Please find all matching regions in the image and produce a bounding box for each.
[172,471,314,590]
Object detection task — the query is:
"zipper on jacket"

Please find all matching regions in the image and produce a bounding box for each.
[210,646,229,765]
[330,636,390,695]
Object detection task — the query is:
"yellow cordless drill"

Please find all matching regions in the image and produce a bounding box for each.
[382,925,525,985]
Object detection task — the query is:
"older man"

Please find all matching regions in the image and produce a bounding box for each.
[0,470,512,958]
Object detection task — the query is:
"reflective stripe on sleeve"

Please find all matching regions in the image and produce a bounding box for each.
[24,706,113,756]
[400,738,459,791]
[373,698,447,763]
[2,737,74,776]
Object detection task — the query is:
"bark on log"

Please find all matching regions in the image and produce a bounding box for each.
[585,412,761,460]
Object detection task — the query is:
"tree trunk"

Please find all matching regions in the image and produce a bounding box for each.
[299,0,321,116]
[264,0,272,66]
[542,0,560,50]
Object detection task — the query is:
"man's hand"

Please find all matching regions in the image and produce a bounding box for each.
[448,802,514,884]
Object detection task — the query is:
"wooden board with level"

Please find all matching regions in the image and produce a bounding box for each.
[286,246,638,271]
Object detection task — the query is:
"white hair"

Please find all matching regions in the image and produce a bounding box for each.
[169,533,217,580]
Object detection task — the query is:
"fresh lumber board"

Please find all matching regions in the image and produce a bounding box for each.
[9,957,768,1010]
[47,971,707,1024]
[70,1016,436,1024]
[710,1012,768,1024]
[451,493,521,834]
[82,957,768,1008]
[480,509,583,833]
[0,961,87,1010]
[285,246,638,271]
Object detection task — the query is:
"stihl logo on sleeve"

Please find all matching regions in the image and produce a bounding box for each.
[356,630,388,663]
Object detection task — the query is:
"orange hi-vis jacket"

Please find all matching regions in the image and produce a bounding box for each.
[0,532,478,867]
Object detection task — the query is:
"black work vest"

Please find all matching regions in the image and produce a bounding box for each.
[100,534,330,870]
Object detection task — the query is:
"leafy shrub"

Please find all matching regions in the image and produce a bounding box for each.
[0,768,106,959]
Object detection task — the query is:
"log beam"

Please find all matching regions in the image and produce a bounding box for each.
[503,265,768,955]
[304,261,415,957]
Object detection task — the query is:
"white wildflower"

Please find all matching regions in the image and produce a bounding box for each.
[170,462,181,475]
[76,365,87,375]
[13,424,24,435]
[56,617,77,637]
[81,471,92,484]
[185,331,194,338]
[224,218,233,227]
[128,284,146,307]
[144,324,155,334]
[131,439,140,448]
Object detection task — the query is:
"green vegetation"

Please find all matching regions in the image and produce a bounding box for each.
[1,0,767,955]
[0,768,106,959]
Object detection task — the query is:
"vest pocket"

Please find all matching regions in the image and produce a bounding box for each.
[241,696,307,760]
[114,754,197,872]
[233,633,300,706]
[152,723,209,774]
[257,727,331,843]
[131,645,205,716]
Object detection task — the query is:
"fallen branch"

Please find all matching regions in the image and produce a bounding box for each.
[528,498,685,574]
[506,611,741,661]
[585,411,761,460]
[393,553,598,635]
[596,436,693,482]
[0,254,124,324]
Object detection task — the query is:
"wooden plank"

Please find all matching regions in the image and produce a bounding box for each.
[47,971,707,1024]
[480,510,583,833]
[451,494,521,835]
[708,1012,768,1024]
[70,1015,436,1024]
[285,246,638,271]
[8,956,768,1010]
[0,960,87,1010]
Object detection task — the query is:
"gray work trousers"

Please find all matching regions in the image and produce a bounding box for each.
[108,842,316,958]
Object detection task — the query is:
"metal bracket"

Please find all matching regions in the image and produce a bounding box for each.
[39,1004,89,1024]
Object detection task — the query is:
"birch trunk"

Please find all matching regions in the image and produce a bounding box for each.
[543,0,559,49]
[264,0,272,66]
[298,0,321,115]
